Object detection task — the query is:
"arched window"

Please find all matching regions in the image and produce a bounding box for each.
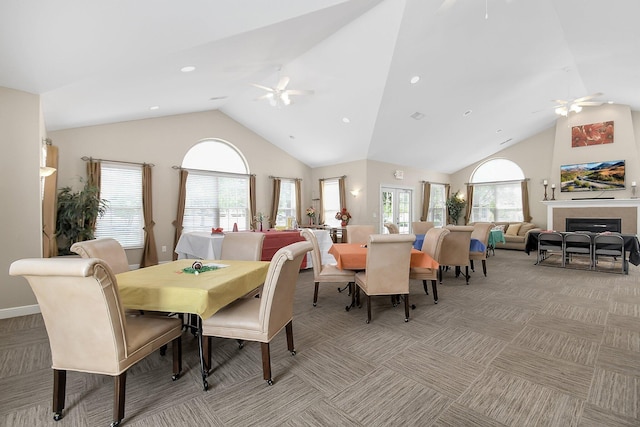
[469,159,525,222]
[182,139,251,232]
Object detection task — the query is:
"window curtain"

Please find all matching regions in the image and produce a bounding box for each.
[249,174,256,230]
[86,159,101,231]
[420,182,431,221]
[42,143,58,258]
[318,180,325,225]
[269,178,281,229]
[444,184,451,225]
[465,185,474,225]
[521,180,532,222]
[338,176,346,210]
[172,169,188,260]
[295,179,302,225]
[140,165,158,267]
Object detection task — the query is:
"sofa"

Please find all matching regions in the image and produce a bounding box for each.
[491,222,541,251]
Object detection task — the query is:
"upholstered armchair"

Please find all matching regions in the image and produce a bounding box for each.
[345,225,375,244]
[410,227,449,303]
[9,258,182,427]
[71,238,130,274]
[384,222,399,234]
[439,225,474,284]
[202,241,312,385]
[469,222,494,276]
[354,234,415,323]
[300,229,355,306]
[412,221,435,235]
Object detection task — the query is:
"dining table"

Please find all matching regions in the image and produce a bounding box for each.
[116,259,270,390]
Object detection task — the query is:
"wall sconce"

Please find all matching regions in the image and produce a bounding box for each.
[632,181,637,198]
[350,189,360,198]
[39,166,56,177]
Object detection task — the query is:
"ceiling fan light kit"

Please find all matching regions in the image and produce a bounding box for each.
[553,92,603,117]
[253,75,313,108]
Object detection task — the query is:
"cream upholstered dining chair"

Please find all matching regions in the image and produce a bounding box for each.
[410,227,449,304]
[354,233,415,323]
[9,258,183,427]
[439,225,474,284]
[346,225,375,244]
[300,229,355,307]
[202,240,312,385]
[412,221,435,235]
[384,222,399,234]
[469,222,494,276]
[71,238,130,274]
[220,231,266,297]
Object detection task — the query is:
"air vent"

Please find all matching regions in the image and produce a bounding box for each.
[209,96,228,101]
[499,138,513,145]
[410,112,425,120]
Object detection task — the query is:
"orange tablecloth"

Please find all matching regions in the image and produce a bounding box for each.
[328,243,439,270]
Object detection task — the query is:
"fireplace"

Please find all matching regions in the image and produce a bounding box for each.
[566,217,621,233]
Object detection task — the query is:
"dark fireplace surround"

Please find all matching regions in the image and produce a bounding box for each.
[566,217,621,233]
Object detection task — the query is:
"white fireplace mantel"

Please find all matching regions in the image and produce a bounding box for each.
[542,198,640,233]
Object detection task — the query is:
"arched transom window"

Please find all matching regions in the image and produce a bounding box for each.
[470,158,525,222]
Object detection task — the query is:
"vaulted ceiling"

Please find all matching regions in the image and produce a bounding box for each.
[2,0,639,173]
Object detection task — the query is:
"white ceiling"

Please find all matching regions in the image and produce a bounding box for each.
[2,0,639,174]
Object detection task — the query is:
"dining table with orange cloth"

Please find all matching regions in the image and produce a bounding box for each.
[328,243,439,270]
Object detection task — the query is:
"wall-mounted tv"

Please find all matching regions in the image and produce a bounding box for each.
[560,160,625,192]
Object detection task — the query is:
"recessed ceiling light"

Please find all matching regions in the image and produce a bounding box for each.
[342,117,351,123]
[496,129,503,133]
[149,106,160,110]
[180,66,196,73]
[463,109,473,117]
[410,112,425,120]
[289,135,295,139]
[410,75,420,84]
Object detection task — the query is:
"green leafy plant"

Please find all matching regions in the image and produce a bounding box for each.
[446,190,466,224]
[56,179,108,255]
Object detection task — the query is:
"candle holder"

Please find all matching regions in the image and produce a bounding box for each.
[551,186,556,200]
[543,183,548,201]
[632,183,637,199]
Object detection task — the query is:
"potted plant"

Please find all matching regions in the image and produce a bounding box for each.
[56,179,108,255]
[446,190,466,225]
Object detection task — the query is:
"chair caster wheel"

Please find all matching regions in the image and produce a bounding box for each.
[434,300,438,304]
[203,380,209,391]
[110,421,121,427]
[267,379,274,386]
[172,373,180,381]
[291,350,296,356]
[345,305,351,312]
[313,303,317,307]
[53,412,62,421]
[404,318,409,322]
[365,319,370,324]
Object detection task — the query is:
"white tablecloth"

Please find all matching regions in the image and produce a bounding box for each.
[306,229,336,268]
[175,232,225,260]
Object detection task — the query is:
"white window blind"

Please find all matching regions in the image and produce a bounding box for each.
[183,172,250,232]
[427,184,446,227]
[95,163,144,248]
[275,179,297,226]
[322,179,341,227]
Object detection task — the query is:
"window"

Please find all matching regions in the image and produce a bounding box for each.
[322,179,341,227]
[427,184,446,227]
[182,139,250,232]
[95,163,144,248]
[469,159,525,222]
[275,179,297,226]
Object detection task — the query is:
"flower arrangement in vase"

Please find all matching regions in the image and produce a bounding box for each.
[335,208,351,226]
[306,206,316,225]
[254,212,269,231]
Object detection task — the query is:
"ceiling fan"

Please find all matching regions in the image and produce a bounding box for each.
[252,76,314,108]
[552,93,604,116]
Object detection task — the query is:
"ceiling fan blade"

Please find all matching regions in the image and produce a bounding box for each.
[438,0,457,11]
[276,76,290,91]
[251,83,274,92]
[576,101,603,106]
[573,92,603,103]
[255,93,274,101]
[284,89,314,96]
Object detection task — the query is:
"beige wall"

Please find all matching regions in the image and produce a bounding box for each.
[50,110,313,264]
[450,105,640,229]
[0,87,42,313]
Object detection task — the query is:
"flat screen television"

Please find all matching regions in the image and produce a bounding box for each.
[560,160,625,192]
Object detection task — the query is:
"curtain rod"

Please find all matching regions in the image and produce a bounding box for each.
[268,175,301,181]
[172,165,253,178]
[319,175,346,181]
[82,156,154,167]
[463,178,529,185]
[421,181,448,186]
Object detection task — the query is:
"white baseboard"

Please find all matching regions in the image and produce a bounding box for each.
[0,304,40,320]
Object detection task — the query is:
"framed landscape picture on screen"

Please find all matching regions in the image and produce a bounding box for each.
[560,160,625,192]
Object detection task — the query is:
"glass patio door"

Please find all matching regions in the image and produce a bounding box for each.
[381,187,412,233]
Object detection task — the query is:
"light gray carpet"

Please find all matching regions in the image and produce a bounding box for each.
[1,249,639,426]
